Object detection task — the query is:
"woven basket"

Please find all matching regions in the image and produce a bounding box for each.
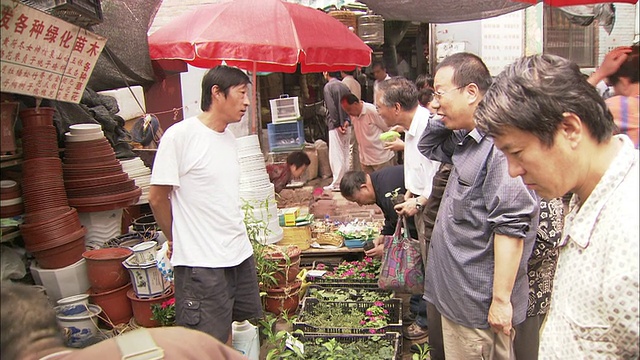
[316,233,343,247]
[328,10,357,33]
[278,226,311,251]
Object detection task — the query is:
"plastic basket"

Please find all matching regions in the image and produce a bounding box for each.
[294,298,402,335]
[269,95,300,123]
[267,121,305,152]
[293,332,401,360]
[304,285,395,302]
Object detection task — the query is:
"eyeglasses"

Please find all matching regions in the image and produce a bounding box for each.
[433,85,468,100]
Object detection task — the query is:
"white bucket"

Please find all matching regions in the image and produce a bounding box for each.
[231,320,260,360]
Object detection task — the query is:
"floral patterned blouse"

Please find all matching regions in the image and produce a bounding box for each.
[526,197,564,317]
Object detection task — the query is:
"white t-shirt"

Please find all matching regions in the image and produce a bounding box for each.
[350,102,395,166]
[150,116,253,268]
[404,106,439,198]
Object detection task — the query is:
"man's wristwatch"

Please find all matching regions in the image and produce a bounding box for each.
[415,198,423,211]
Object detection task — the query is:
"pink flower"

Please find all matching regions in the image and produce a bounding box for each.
[365,257,372,263]
[360,273,366,277]
[369,328,377,334]
[359,320,366,325]
[366,310,373,316]
[383,309,389,314]
[374,301,384,307]
[316,263,325,270]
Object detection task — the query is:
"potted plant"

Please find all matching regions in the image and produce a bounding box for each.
[150,297,176,326]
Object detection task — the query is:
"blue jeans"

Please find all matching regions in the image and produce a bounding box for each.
[410,294,428,328]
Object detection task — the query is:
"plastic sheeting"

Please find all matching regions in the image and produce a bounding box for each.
[358,0,531,23]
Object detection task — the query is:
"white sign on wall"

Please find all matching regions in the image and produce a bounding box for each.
[481,10,524,76]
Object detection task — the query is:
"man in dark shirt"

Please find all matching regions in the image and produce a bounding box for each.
[339,165,417,257]
[322,71,352,191]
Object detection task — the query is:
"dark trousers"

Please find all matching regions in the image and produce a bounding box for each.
[409,294,428,328]
[514,313,547,360]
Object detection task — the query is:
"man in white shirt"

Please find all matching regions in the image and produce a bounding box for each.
[372,61,391,106]
[340,93,395,174]
[475,54,639,359]
[149,66,262,344]
[375,76,439,342]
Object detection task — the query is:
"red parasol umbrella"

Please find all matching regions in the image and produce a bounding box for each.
[514,0,637,6]
[148,0,371,133]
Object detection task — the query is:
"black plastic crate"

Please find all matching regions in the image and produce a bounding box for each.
[293,332,401,360]
[304,284,395,302]
[294,298,402,335]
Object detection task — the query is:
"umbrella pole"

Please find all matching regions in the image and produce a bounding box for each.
[251,62,258,135]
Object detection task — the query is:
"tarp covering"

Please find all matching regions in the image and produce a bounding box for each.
[86,0,162,91]
[358,0,531,23]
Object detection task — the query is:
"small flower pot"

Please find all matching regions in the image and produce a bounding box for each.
[122,254,170,298]
[89,282,133,327]
[264,280,302,316]
[127,287,174,328]
[131,241,157,264]
[56,294,90,316]
[83,247,133,292]
[19,107,55,128]
[55,304,102,348]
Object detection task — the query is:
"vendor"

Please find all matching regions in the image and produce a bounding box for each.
[266,151,311,193]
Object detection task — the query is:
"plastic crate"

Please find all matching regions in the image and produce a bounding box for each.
[294,298,402,335]
[267,121,305,152]
[270,95,301,123]
[304,285,395,302]
[293,332,401,360]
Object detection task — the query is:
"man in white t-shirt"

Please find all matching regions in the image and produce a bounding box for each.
[372,61,391,106]
[149,66,262,345]
[375,76,439,342]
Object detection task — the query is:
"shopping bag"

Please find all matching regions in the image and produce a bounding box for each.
[377,216,425,294]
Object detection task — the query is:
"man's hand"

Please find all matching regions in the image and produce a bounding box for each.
[166,240,173,259]
[337,122,349,134]
[364,236,385,258]
[390,125,406,133]
[383,138,404,152]
[394,199,419,217]
[488,299,514,336]
[588,46,632,86]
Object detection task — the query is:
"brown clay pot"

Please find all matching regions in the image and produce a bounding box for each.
[127,287,174,328]
[89,282,133,327]
[0,202,24,218]
[30,228,86,269]
[24,206,71,224]
[65,173,130,190]
[19,107,55,128]
[83,247,133,292]
[264,280,302,316]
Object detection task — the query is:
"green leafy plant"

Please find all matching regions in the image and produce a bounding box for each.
[317,257,381,281]
[301,301,390,332]
[307,287,393,303]
[150,298,175,326]
[412,343,432,360]
[242,198,279,290]
[258,315,304,360]
[303,336,396,359]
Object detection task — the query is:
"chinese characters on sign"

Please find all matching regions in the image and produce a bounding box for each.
[0,0,106,103]
[480,10,524,76]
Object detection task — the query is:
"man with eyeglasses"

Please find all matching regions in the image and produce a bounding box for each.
[418,52,539,359]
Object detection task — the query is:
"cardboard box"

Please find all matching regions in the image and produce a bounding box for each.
[282,207,300,227]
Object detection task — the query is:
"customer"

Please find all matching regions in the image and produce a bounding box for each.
[266,151,311,193]
[418,52,539,359]
[372,61,391,106]
[322,71,352,191]
[376,77,439,343]
[149,65,262,344]
[342,69,362,172]
[475,53,639,359]
[603,45,638,148]
[340,93,395,174]
[339,166,417,258]
[513,198,564,360]
[0,283,246,360]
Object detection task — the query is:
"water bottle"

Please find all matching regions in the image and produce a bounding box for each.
[231,320,260,360]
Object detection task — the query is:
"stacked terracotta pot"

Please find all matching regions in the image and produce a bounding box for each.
[0,180,23,218]
[19,107,87,269]
[82,247,134,327]
[63,124,142,213]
